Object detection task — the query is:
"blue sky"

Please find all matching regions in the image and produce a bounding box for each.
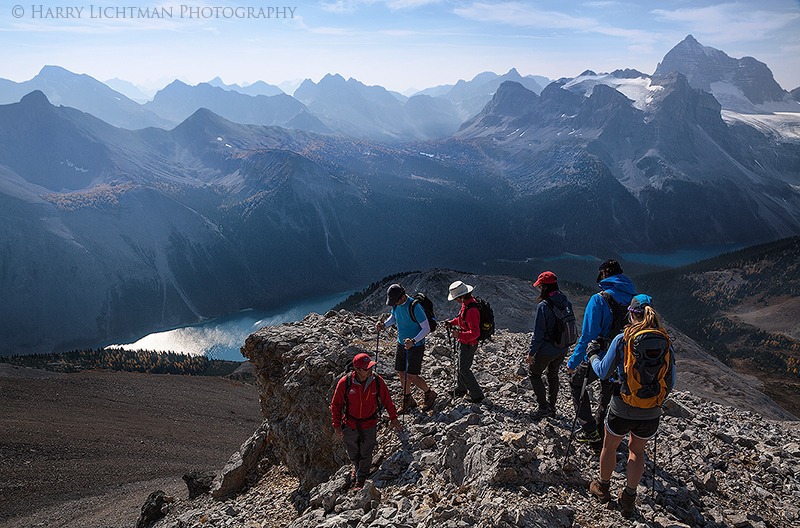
[2,0,799,94]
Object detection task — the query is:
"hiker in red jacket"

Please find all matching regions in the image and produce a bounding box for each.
[445,280,485,403]
[331,352,401,489]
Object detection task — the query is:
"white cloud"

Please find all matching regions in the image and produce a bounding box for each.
[453,2,663,54]
[454,2,597,30]
[385,0,447,9]
[321,0,376,14]
[652,3,800,43]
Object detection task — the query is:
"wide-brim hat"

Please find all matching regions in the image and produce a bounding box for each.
[353,352,377,370]
[448,280,474,301]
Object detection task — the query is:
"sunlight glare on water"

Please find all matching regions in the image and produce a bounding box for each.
[109,292,352,361]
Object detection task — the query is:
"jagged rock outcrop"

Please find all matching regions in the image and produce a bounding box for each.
[211,421,270,499]
[152,309,800,528]
[136,490,173,528]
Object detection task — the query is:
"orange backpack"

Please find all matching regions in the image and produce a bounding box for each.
[620,329,674,408]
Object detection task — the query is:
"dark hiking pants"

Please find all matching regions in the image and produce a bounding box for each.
[456,342,484,401]
[570,362,614,434]
[342,425,377,480]
[529,351,566,409]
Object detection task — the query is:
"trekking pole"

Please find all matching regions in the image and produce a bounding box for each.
[562,369,589,469]
[374,328,381,375]
[447,325,456,397]
[454,331,460,398]
[651,429,658,498]
[403,347,410,426]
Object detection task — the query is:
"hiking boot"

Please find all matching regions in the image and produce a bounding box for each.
[470,395,485,404]
[531,405,555,421]
[576,429,601,443]
[353,478,366,490]
[398,394,417,414]
[618,488,636,516]
[589,480,612,503]
[422,389,437,411]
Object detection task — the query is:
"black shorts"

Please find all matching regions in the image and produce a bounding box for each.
[605,412,661,440]
[394,342,424,375]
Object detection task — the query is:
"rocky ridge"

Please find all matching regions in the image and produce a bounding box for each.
[149,310,800,528]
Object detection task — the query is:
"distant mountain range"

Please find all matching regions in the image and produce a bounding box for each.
[0,36,799,354]
[0,65,170,129]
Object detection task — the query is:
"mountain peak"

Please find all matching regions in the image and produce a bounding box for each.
[20,89,52,106]
[320,73,346,85]
[37,65,73,77]
[655,35,790,109]
[682,34,699,45]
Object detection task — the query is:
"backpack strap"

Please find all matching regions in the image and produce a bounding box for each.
[599,291,627,339]
[342,373,383,428]
[542,298,557,342]
[409,298,418,324]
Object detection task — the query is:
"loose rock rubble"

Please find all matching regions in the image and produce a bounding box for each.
[150,310,800,528]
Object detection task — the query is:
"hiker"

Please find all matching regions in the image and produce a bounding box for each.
[376,284,437,413]
[566,259,635,444]
[588,294,675,516]
[527,271,574,420]
[331,352,401,489]
[444,280,485,403]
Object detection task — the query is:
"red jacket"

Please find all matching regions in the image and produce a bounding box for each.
[448,295,481,345]
[330,372,398,430]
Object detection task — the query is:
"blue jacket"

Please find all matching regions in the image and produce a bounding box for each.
[566,274,636,370]
[528,291,572,357]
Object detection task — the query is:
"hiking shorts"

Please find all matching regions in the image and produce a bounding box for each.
[395,342,424,375]
[605,412,660,440]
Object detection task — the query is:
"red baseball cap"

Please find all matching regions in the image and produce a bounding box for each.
[353,353,377,370]
[533,271,558,287]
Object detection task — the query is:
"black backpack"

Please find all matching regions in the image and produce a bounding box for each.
[544,299,578,348]
[409,292,438,332]
[599,291,629,339]
[465,297,495,342]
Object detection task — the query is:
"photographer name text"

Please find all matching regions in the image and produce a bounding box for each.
[12,5,297,19]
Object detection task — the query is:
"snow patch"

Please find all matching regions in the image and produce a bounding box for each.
[562,74,663,110]
[61,159,89,172]
[721,110,800,141]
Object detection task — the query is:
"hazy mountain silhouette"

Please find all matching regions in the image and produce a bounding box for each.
[0,66,170,129]
[206,76,284,97]
[1,38,798,356]
[144,80,329,132]
[415,69,547,121]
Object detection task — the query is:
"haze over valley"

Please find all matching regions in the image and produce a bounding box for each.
[1,34,799,355]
